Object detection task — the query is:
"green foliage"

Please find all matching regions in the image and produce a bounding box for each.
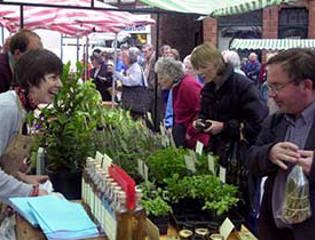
[164,174,239,215]
[140,183,172,217]
[34,62,105,172]
[93,108,168,178]
[145,147,216,185]
[146,147,187,184]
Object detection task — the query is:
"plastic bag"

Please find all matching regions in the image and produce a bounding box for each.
[281,165,312,224]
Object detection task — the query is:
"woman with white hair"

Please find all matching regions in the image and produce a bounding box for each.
[155,57,209,149]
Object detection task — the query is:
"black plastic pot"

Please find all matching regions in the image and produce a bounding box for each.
[149,215,169,235]
[46,167,82,200]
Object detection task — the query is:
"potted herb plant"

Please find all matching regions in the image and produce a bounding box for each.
[34,62,105,199]
[140,183,172,235]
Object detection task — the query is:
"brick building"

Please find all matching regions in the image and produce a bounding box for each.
[154,0,315,60]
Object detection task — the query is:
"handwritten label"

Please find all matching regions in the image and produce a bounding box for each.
[219,166,226,183]
[219,217,235,240]
[184,155,196,173]
[195,141,204,155]
[208,154,215,175]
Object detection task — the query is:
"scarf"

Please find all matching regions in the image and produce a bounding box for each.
[15,87,37,112]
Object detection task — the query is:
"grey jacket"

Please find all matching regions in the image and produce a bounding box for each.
[0,91,32,200]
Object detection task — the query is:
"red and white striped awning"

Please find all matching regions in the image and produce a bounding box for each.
[0,0,155,36]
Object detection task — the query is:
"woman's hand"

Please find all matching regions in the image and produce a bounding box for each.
[17,171,49,184]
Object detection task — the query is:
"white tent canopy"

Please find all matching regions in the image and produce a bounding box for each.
[230,38,315,50]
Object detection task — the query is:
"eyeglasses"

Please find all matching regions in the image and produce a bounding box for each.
[267,80,294,95]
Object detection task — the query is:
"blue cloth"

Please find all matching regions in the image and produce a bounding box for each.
[164,90,173,128]
[10,195,99,240]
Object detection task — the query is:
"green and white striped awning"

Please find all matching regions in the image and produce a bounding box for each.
[139,0,296,16]
[230,39,315,50]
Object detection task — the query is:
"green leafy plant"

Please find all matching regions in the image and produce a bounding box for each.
[93,108,168,178]
[34,62,105,172]
[164,174,239,215]
[140,183,172,217]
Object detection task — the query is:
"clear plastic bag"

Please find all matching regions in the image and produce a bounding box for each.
[281,165,312,224]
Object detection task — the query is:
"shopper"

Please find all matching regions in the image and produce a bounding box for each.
[0,29,43,94]
[0,48,63,200]
[248,48,315,240]
[191,42,268,232]
[155,57,209,149]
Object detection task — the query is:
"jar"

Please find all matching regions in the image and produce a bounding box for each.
[179,229,193,240]
[195,228,209,239]
[209,233,224,240]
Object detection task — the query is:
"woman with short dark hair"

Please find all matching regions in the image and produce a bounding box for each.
[0,48,63,200]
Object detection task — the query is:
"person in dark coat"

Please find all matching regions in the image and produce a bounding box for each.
[191,43,268,232]
[248,48,315,240]
[90,50,113,102]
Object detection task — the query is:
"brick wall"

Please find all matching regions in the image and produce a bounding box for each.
[309,0,315,37]
[203,17,218,46]
[158,13,202,60]
[262,6,279,39]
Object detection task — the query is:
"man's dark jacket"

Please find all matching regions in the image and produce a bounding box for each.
[0,53,12,93]
[248,113,315,240]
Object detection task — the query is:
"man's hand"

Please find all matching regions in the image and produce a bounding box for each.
[269,142,300,170]
[298,150,314,175]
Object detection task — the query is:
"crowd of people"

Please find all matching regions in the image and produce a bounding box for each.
[1,29,315,240]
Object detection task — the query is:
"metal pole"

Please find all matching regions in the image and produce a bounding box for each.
[20,5,24,29]
[112,33,118,107]
[76,36,80,63]
[60,34,63,61]
[154,13,160,131]
[1,27,4,46]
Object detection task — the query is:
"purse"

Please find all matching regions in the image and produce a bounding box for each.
[121,68,152,114]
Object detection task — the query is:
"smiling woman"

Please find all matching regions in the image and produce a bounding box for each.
[0,49,63,200]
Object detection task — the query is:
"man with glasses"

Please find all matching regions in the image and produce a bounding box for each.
[248,48,315,239]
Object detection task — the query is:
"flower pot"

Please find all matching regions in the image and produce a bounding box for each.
[46,167,82,200]
[149,215,169,235]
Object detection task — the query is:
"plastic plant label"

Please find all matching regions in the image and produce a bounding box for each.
[184,155,196,173]
[137,159,144,177]
[219,217,235,240]
[189,149,198,163]
[195,141,204,155]
[143,163,149,184]
[208,154,215,175]
[219,166,226,183]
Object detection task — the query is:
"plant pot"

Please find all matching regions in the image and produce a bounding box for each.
[46,167,82,200]
[149,215,169,235]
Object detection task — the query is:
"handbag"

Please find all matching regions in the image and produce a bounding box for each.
[121,69,152,114]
